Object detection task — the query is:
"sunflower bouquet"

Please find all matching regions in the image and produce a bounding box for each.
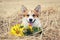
[9,24,42,36]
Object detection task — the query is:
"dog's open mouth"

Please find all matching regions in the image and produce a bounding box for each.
[27,19,36,24]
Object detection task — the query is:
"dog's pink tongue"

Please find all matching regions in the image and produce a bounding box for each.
[29,23,33,26]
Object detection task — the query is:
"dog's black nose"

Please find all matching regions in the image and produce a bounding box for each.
[29,19,32,22]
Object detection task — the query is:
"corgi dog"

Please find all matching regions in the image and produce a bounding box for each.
[21,5,43,34]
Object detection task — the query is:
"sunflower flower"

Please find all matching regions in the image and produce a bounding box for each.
[10,24,25,36]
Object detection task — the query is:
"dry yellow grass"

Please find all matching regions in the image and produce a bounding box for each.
[0,0,60,40]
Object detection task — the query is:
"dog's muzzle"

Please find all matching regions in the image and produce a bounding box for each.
[29,19,36,23]
[29,19,32,22]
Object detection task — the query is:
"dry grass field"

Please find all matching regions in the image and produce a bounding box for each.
[0,0,60,40]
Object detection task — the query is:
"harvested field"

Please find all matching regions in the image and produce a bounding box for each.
[0,0,60,40]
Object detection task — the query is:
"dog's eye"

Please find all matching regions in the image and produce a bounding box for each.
[27,14,29,17]
[32,14,35,17]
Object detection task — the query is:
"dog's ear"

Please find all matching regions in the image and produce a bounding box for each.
[34,5,41,13]
[21,5,27,13]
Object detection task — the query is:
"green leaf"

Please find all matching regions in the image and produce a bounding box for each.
[32,27,39,33]
[23,28,33,36]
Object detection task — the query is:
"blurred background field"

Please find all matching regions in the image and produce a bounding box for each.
[0,0,60,40]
